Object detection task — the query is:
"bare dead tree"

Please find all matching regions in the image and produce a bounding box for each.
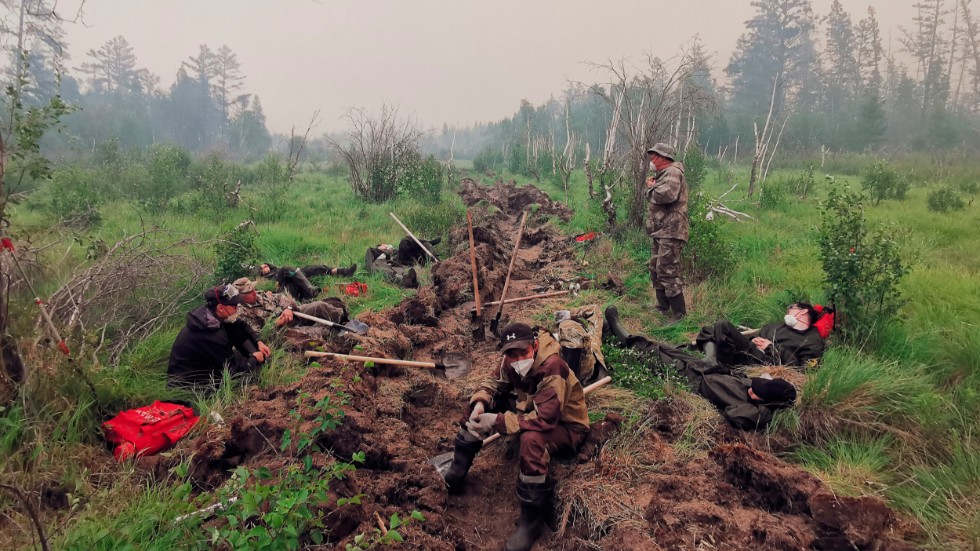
[585,79,626,228]
[748,77,789,196]
[552,97,576,205]
[285,109,320,180]
[328,104,426,203]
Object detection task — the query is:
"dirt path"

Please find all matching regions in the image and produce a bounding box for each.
[181,179,921,550]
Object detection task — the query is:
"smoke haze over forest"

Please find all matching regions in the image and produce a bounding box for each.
[57,0,915,133]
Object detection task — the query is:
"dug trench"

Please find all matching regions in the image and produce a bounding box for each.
[167,180,920,550]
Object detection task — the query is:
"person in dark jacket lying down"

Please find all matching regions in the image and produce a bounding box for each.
[696,302,825,370]
[605,306,797,430]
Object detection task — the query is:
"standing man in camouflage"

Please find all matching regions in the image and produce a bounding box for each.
[645,143,689,321]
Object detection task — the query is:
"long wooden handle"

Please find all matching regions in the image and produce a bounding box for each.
[467,210,482,317]
[479,375,612,446]
[389,212,438,262]
[495,211,529,319]
[304,350,437,368]
[291,311,338,327]
[480,290,569,309]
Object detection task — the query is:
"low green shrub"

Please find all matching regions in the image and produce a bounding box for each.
[683,191,738,282]
[927,187,965,213]
[862,159,910,205]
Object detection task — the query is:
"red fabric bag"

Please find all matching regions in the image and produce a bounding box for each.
[813,304,835,340]
[102,401,200,461]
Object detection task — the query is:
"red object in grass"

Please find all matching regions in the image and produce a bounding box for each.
[1,237,14,251]
[813,304,835,340]
[574,232,599,243]
[341,282,368,297]
[102,401,200,461]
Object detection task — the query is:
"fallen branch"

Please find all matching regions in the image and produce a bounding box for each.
[0,483,48,551]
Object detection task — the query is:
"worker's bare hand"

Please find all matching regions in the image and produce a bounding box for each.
[276,309,294,326]
[752,337,772,350]
[252,350,266,363]
[257,341,272,357]
[645,177,656,188]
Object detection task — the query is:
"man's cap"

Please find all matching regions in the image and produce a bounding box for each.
[233,277,257,294]
[498,323,536,351]
[645,142,676,161]
[205,284,246,307]
[750,378,797,405]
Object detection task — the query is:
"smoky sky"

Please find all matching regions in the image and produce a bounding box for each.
[60,0,914,134]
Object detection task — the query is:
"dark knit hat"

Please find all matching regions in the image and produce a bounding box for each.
[750,378,797,406]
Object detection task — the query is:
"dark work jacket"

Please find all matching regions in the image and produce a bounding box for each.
[756,322,825,366]
[167,306,261,389]
[623,335,779,430]
[270,265,320,302]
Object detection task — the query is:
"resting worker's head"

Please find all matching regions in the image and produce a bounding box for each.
[747,378,797,407]
[646,142,676,172]
[232,277,259,305]
[784,302,818,330]
[260,263,272,276]
[205,284,246,323]
[499,323,538,378]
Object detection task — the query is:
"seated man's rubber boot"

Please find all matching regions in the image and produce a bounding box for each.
[428,236,442,246]
[604,306,631,342]
[561,347,585,381]
[702,341,718,367]
[402,268,419,289]
[505,477,553,551]
[655,289,670,313]
[668,293,687,322]
[443,430,483,495]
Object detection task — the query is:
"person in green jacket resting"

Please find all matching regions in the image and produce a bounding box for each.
[605,306,797,431]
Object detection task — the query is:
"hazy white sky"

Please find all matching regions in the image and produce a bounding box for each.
[61,1,914,134]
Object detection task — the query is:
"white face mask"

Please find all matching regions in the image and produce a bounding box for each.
[511,358,534,378]
[784,312,808,330]
[222,307,241,324]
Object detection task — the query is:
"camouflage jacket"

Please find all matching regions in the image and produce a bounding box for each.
[239,291,297,334]
[645,162,689,242]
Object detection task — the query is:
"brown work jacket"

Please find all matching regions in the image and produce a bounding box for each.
[646,162,689,242]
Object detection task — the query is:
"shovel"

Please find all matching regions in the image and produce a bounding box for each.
[291,311,370,335]
[490,210,529,336]
[428,375,613,478]
[303,350,472,380]
[464,290,570,313]
[466,209,485,342]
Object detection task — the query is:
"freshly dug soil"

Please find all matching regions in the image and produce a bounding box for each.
[174,179,919,550]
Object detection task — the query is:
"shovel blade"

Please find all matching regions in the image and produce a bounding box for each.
[427,451,456,477]
[435,353,472,380]
[340,319,370,335]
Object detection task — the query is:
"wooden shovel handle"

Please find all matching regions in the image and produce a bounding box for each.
[480,290,570,309]
[304,351,437,368]
[390,212,438,262]
[467,210,482,317]
[479,375,612,446]
[291,311,338,326]
[496,211,529,319]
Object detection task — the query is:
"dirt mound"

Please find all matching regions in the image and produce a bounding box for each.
[459,178,573,221]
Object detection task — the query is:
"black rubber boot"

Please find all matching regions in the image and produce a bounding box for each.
[428,236,442,246]
[561,347,585,381]
[443,430,483,495]
[702,341,718,367]
[505,479,553,551]
[402,268,419,289]
[604,306,631,342]
[668,293,687,322]
[655,289,670,313]
[339,263,357,277]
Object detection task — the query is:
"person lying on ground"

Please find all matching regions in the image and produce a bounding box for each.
[605,306,797,431]
[167,284,271,391]
[443,322,589,551]
[554,306,609,384]
[364,242,422,289]
[232,277,349,334]
[396,235,441,266]
[254,262,356,302]
[695,302,825,370]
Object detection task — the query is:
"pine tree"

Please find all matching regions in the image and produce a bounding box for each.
[77,35,147,95]
[212,45,245,127]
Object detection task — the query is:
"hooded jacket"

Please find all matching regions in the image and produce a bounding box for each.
[756,321,825,367]
[167,306,261,388]
[471,330,590,436]
[645,162,689,242]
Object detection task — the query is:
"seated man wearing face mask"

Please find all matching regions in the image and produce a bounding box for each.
[443,323,589,551]
[696,302,825,370]
[167,284,271,390]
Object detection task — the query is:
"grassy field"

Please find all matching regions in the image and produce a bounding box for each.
[2,155,978,549]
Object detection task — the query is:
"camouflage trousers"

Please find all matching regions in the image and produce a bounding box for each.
[648,238,685,298]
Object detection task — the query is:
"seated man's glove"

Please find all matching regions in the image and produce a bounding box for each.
[466,413,498,437]
[469,402,485,423]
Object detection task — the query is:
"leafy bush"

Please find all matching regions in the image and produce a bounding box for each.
[791,164,817,200]
[215,222,259,282]
[818,183,910,344]
[132,143,192,209]
[682,145,707,189]
[759,179,786,210]
[927,187,965,212]
[48,168,106,227]
[862,160,910,205]
[683,191,738,282]
[473,147,504,175]
[397,152,444,202]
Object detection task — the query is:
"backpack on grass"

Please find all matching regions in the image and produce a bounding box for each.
[102,401,200,461]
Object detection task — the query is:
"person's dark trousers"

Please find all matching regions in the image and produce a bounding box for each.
[695,318,768,367]
[300,265,332,277]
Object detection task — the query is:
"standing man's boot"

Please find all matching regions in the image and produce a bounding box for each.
[505,477,553,551]
[655,289,670,314]
[443,430,483,495]
[668,292,687,322]
[339,264,357,277]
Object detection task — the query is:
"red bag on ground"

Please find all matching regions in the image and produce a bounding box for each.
[813,304,835,339]
[102,401,200,461]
